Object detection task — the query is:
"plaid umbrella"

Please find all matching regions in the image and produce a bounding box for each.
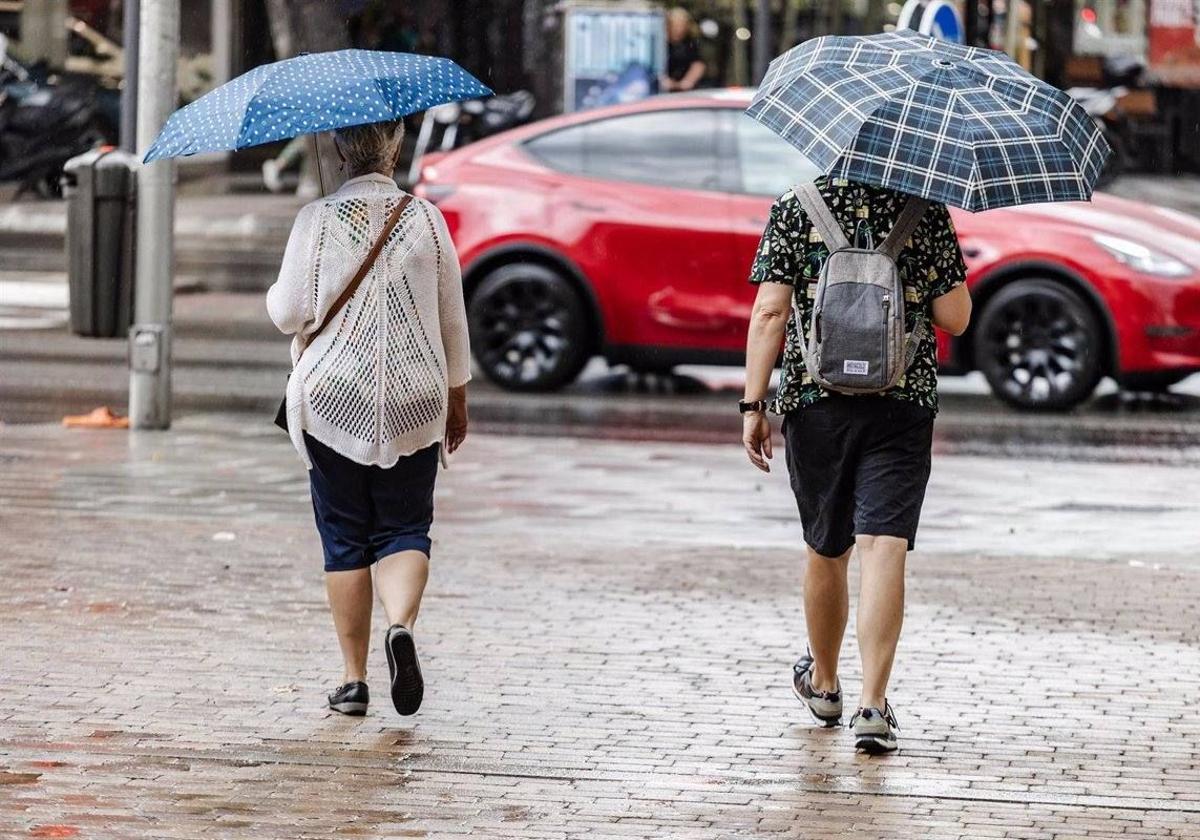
[746,30,1110,212]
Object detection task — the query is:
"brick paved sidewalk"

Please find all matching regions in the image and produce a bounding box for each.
[1,417,1199,839]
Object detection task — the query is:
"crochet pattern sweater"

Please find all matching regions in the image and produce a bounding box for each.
[267,173,471,469]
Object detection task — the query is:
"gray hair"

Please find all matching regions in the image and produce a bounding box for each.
[333,119,405,176]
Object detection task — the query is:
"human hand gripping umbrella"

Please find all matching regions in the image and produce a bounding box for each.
[746,30,1111,211]
[142,49,491,165]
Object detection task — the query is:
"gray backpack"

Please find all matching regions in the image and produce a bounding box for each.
[791,182,930,394]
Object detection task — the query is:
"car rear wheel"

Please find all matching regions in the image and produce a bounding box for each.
[468,262,591,392]
[974,279,1104,411]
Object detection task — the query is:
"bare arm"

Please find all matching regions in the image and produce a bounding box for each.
[918,203,971,337]
[445,384,468,454]
[931,283,972,336]
[742,282,793,472]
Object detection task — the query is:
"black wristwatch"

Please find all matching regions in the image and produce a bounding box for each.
[739,399,769,414]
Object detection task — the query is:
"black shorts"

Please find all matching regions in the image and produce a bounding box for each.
[781,395,934,557]
[305,433,439,573]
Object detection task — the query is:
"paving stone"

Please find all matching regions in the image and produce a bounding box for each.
[0,417,1198,838]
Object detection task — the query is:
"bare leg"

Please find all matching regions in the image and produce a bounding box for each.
[325,567,373,683]
[804,546,852,692]
[856,535,908,710]
[375,550,429,631]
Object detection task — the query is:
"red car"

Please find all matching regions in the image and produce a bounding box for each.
[414,90,1200,410]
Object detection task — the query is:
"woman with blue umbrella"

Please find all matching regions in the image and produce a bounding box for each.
[147,51,491,719]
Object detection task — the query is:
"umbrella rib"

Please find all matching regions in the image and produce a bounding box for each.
[236,60,288,150]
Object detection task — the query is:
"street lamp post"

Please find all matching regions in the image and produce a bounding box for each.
[128,0,178,429]
[120,0,139,151]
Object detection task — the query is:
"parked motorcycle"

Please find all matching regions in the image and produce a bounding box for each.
[1,38,113,197]
[407,90,536,183]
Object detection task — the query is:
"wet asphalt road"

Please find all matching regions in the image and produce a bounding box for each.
[3,337,1199,467]
[474,361,1200,466]
[2,285,1199,465]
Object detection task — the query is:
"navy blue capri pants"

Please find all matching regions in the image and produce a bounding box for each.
[305,433,439,573]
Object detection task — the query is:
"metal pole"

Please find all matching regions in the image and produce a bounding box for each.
[128,0,178,430]
[753,0,771,84]
[120,0,139,151]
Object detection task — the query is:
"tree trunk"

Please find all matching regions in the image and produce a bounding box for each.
[829,0,845,36]
[17,0,68,68]
[263,0,351,193]
[263,0,350,56]
[731,0,750,87]
[780,0,801,53]
[864,0,888,36]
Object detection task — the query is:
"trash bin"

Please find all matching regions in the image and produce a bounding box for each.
[62,149,137,338]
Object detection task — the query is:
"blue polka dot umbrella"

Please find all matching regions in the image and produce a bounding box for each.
[142,50,492,163]
[746,30,1110,211]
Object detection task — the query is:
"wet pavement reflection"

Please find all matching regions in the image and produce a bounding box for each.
[468,364,1200,467]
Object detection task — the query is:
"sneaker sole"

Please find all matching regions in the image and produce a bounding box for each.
[854,734,898,754]
[329,701,368,716]
[791,681,842,728]
[385,628,424,716]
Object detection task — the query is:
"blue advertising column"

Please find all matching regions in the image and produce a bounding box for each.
[563,5,667,112]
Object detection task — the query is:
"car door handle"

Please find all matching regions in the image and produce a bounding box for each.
[962,246,982,258]
[568,200,611,213]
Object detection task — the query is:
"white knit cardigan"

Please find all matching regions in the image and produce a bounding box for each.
[266,173,471,469]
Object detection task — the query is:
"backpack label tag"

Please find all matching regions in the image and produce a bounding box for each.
[843,360,870,375]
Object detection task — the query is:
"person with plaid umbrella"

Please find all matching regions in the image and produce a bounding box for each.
[739,31,1107,753]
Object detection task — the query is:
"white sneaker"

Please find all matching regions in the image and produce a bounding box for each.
[261,158,284,193]
[792,649,842,727]
[850,702,900,754]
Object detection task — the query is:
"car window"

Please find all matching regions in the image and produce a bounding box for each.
[525,109,722,193]
[735,117,820,197]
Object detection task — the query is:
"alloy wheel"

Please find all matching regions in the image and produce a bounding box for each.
[977,281,1101,410]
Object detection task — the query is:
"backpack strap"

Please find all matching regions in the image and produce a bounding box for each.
[877,195,930,260]
[882,195,931,373]
[793,181,851,252]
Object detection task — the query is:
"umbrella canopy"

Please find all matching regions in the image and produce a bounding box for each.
[746,31,1110,211]
[143,50,492,163]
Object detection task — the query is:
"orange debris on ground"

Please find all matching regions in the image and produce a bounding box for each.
[61,407,129,429]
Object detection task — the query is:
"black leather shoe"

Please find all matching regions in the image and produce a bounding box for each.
[384,624,424,716]
[327,681,369,716]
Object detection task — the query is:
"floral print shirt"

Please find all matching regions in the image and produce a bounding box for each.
[749,177,968,415]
